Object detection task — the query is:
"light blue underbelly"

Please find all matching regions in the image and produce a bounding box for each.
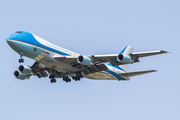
[7,40,45,59]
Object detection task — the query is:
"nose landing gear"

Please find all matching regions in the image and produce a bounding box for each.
[19,58,24,63]
[19,52,24,63]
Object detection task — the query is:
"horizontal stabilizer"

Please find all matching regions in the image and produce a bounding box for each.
[131,50,168,58]
[119,70,157,77]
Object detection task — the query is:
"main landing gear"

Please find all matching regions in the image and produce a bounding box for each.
[63,76,71,83]
[49,71,83,83]
[72,71,83,81]
[63,71,83,83]
[49,74,56,83]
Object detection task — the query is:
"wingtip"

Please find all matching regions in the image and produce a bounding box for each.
[152,70,157,72]
[160,50,169,53]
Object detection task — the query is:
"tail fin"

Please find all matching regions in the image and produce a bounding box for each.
[119,46,134,72]
[120,45,134,54]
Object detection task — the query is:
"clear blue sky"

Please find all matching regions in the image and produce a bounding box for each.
[0,0,179,120]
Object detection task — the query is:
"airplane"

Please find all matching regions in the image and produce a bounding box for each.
[6,31,168,83]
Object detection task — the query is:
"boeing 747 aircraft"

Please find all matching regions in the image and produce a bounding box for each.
[6,31,168,83]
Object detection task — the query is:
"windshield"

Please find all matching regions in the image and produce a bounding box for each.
[16,31,23,34]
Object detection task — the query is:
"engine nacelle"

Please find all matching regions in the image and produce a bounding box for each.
[14,70,27,80]
[77,55,92,65]
[18,65,32,75]
[117,54,131,63]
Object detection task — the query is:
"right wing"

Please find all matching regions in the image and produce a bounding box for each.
[54,46,168,75]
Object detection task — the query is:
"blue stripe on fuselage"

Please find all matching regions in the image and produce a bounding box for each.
[105,70,126,80]
[7,31,70,56]
[107,63,126,72]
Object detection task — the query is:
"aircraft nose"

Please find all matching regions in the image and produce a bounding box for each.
[6,33,21,51]
[6,34,23,53]
[6,34,13,40]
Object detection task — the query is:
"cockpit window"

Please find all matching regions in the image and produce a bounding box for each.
[16,31,23,34]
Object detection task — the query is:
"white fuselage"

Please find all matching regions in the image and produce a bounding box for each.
[6,31,129,80]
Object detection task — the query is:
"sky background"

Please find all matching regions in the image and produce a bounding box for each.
[0,0,179,120]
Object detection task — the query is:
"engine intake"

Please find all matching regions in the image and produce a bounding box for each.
[18,65,32,75]
[117,54,131,63]
[77,55,92,65]
[14,70,27,80]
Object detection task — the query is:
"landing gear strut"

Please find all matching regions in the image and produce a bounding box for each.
[49,74,56,83]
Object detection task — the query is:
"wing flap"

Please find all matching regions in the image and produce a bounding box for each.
[82,64,108,75]
[54,56,78,65]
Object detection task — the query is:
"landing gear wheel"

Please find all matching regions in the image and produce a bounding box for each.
[50,79,56,83]
[50,79,53,83]
[77,76,80,81]
[80,75,83,78]
[53,79,56,83]
[76,71,79,75]
[79,71,82,74]
[19,58,24,63]
[52,75,55,78]
[75,76,78,81]
[68,78,71,82]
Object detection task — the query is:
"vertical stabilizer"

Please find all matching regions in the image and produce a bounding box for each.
[120,45,134,54]
[119,46,134,72]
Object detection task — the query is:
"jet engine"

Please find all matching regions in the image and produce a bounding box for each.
[13,65,32,80]
[18,65,32,75]
[117,54,131,63]
[77,55,92,65]
[14,70,28,80]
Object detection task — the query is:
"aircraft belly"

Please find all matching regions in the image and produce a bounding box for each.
[84,71,118,80]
